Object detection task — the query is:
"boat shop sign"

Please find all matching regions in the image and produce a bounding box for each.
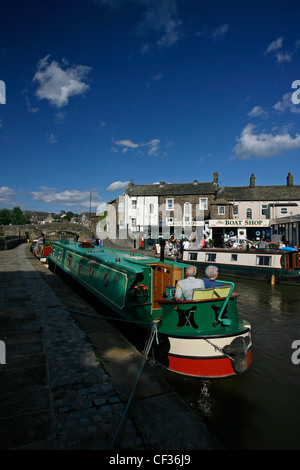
[209,219,270,227]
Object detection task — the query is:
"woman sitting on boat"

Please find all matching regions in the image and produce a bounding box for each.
[203,265,223,288]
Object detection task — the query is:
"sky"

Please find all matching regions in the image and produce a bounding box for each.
[1,0,300,214]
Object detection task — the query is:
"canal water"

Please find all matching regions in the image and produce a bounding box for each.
[158,274,300,450]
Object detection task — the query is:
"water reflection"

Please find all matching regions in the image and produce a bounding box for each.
[161,274,300,450]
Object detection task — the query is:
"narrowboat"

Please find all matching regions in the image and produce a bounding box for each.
[182,246,300,284]
[48,240,252,378]
[31,238,51,264]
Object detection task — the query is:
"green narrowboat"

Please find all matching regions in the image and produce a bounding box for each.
[48,240,252,378]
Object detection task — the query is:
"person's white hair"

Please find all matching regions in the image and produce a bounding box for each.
[205,265,219,278]
[185,265,197,276]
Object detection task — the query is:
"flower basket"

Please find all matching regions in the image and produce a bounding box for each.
[132,284,148,303]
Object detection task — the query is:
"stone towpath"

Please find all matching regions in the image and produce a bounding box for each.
[0,243,222,451]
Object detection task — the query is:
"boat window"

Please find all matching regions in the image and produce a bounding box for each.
[67,254,72,267]
[89,265,94,277]
[57,249,62,261]
[189,253,198,261]
[231,254,238,262]
[52,247,56,256]
[205,253,216,262]
[256,255,272,266]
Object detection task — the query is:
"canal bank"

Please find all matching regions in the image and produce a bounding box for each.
[0,244,222,450]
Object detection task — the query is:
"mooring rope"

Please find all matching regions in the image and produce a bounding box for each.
[62,306,154,326]
[111,322,159,449]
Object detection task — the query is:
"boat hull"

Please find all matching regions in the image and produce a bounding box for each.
[153,329,252,378]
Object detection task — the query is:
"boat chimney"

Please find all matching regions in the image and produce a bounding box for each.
[287,172,293,187]
[250,173,255,188]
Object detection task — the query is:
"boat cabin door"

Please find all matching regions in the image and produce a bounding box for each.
[151,264,183,309]
[284,251,299,271]
[152,265,172,309]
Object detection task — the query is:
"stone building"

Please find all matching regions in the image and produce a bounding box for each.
[105,171,300,247]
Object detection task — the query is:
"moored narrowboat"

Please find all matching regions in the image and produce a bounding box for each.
[48,240,252,378]
[31,238,52,264]
[183,246,300,284]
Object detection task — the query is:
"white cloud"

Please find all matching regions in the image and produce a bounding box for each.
[107,181,130,192]
[115,139,140,149]
[0,186,15,202]
[97,0,183,48]
[248,105,268,118]
[265,37,300,63]
[233,124,300,160]
[31,187,101,210]
[265,37,284,54]
[33,55,92,108]
[273,92,300,114]
[211,24,229,41]
[113,138,162,156]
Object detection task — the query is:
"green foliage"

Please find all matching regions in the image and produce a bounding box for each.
[0,207,30,225]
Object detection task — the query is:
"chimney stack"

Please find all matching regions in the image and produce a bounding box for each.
[213,172,219,185]
[287,172,293,187]
[250,173,255,188]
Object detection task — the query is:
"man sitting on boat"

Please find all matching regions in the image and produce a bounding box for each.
[203,265,223,288]
[174,266,204,301]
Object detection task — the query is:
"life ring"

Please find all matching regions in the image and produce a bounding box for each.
[255,231,261,236]
[229,231,234,237]
[170,235,175,242]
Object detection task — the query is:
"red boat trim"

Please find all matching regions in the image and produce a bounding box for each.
[167,349,252,377]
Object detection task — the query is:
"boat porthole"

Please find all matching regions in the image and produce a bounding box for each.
[89,266,94,277]
[104,273,109,286]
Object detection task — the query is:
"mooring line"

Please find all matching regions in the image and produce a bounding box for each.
[111,322,158,450]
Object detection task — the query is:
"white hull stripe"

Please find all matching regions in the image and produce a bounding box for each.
[168,332,251,358]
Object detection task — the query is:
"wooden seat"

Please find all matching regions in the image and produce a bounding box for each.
[192,288,214,300]
[213,286,231,298]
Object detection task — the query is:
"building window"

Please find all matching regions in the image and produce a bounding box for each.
[246,208,252,219]
[261,204,268,216]
[256,255,272,266]
[280,208,288,214]
[233,205,239,216]
[118,202,124,212]
[218,206,225,215]
[184,202,191,224]
[131,218,137,229]
[149,203,154,214]
[199,198,208,210]
[132,200,137,209]
[205,253,216,262]
[166,198,174,211]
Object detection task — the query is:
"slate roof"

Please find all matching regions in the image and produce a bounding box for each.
[217,185,300,201]
[125,181,218,196]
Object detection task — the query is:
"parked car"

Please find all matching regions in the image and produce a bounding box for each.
[230,238,253,249]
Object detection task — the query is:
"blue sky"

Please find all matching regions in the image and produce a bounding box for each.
[1,0,300,214]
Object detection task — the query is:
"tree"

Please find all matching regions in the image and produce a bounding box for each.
[11,207,30,225]
[0,208,11,225]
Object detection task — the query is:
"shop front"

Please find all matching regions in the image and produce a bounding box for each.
[209,219,271,244]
